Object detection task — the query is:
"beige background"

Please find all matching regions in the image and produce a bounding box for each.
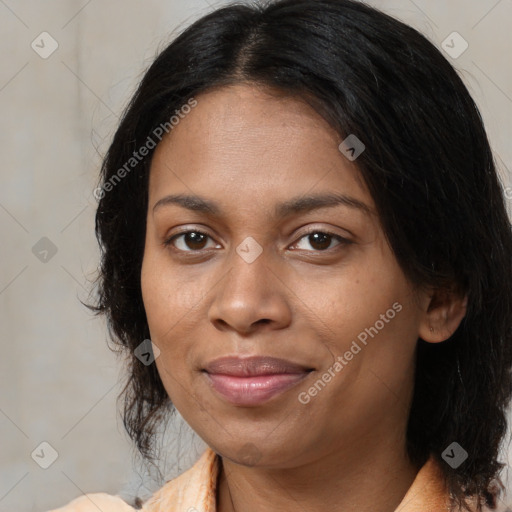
[0,1,511,511]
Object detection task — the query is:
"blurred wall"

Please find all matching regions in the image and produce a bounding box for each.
[0,1,511,511]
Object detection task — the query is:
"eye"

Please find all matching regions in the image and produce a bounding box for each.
[291,230,350,252]
[164,229,351,254]
[164,230,221,252]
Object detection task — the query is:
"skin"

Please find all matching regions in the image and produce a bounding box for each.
[140,83,467,512]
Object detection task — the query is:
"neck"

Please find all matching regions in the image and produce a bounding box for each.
[216,434,419,512]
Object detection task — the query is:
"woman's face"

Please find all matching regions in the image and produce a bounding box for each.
[141,84,430,468]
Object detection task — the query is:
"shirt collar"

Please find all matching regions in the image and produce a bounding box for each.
[142,447,455,512]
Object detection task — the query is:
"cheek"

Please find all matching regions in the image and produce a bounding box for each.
[292,257,419,371]
[141,259,191,404]
[301,272,418,425]
[141,249,207,334]
[140,251,208,395]
[141,254,166,332]
[291,263,395,333]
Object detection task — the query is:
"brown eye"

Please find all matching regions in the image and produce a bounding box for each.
[292,231,350,252]
[164,230,219,252]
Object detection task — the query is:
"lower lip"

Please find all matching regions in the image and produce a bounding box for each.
[204,372,310,406]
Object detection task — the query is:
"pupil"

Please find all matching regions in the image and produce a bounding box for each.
[310,233,331,250]
[186,232,207,249]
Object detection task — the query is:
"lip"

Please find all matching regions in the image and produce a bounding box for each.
[203,356,313,406]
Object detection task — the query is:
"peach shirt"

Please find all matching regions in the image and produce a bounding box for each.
[50,447,465,512]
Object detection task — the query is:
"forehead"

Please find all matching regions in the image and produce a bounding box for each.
[148,84,371,211]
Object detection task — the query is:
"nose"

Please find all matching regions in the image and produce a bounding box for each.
[207,246,292,335]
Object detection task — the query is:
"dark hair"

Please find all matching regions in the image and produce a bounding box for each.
[88,0,512,510]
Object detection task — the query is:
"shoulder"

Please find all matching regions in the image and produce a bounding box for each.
[48,492,137,512]
[48,447,219,512]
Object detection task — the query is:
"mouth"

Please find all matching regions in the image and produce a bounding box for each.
[202,356,314,406]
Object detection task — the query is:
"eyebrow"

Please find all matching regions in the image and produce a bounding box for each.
[152,193,373,218]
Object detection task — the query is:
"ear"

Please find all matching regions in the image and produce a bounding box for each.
[418,286,468,343]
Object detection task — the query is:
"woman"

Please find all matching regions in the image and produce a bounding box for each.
[51,0,512,511]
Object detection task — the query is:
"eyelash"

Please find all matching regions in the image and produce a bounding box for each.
[163,228,351,253]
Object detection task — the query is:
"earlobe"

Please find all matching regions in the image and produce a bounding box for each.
[418,288,468,343]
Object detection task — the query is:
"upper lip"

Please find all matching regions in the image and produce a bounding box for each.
[203,356,313,377]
